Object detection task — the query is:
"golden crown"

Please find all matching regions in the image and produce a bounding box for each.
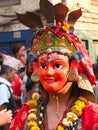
[31,27,77,57]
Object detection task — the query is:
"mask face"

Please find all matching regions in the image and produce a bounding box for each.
[38,53,69,93]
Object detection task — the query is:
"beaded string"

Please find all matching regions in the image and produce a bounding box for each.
[53,94,60,118]
[57,96,75,126]
[45,96,75,130]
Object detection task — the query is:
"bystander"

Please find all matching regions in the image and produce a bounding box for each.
[12,43,29,105]
[0,55,18,130]
[0,52,13,128]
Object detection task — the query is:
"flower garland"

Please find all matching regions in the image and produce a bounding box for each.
[27,92,41,130]
[57,96,87,130]
[27,92,87,130]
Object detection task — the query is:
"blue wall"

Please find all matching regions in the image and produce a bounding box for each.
[0,29,34,55]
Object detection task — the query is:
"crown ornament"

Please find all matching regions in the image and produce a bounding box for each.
[31,27,77,57]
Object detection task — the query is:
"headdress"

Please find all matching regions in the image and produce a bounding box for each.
[16,0,96,101]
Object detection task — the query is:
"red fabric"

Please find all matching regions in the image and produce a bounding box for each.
[82,101,98,130]
[9,101,98,130]
[12,73,22,96]
[66,33,96,85]
[10,104,30,130]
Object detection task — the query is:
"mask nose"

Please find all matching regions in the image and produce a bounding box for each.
[47,66,54,75]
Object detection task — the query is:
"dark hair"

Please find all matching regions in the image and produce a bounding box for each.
[0,65,12,75]
[0,52,3,66]
[12,43,26,56]
[17,66,25,74]
[26,78,38,92]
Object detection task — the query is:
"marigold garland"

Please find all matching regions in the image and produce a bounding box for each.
[27,93,87,130]
[57,96,87,130]
[27,92,41,130]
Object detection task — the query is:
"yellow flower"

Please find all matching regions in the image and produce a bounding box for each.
[30,125,40,130]
[32,92,41,100]
[57,125,64,130]
[27,121,37,127]
[66,112,78,121]
[79,96,87,103]
[27,99,38,108]
[71,96,86,116]
[71,104,82,116]
[62,118,72,127]
[28,113,37,120]
[61,22,70,31]
[29,108,37,114]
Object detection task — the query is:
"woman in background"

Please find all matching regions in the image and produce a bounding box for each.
[12,43,29,105]
[12,43,27,66]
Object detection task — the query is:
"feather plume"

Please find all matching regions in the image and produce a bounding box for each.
[54,3,69,23]
[40,0,55,24]
[16,12,35,29]
[26,11,43,28]
[68,8,82,25]
[16,12,43,30]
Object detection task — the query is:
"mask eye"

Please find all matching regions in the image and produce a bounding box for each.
[55,64,63,69]
[40,64,47,69]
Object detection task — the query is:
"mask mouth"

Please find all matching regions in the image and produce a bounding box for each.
[45,78,57,83]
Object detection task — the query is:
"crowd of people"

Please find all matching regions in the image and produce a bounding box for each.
[0,39,35,130]
[0,0,98,130]
[0,53,13,128]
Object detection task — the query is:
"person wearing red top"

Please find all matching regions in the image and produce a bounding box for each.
[12,73,22,108]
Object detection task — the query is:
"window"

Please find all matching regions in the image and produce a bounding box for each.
[82,40,89,54]
[91,0,98,13]
[0,0,20,7]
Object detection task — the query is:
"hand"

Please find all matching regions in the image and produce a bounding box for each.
[0,109,12,126]
[93,123,98,130]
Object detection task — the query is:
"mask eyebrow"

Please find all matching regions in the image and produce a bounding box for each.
[40,58,63,63]
[50,58,62,63]
[39,59,47,63]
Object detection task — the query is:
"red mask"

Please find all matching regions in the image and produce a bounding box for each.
[38,53,69,93]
